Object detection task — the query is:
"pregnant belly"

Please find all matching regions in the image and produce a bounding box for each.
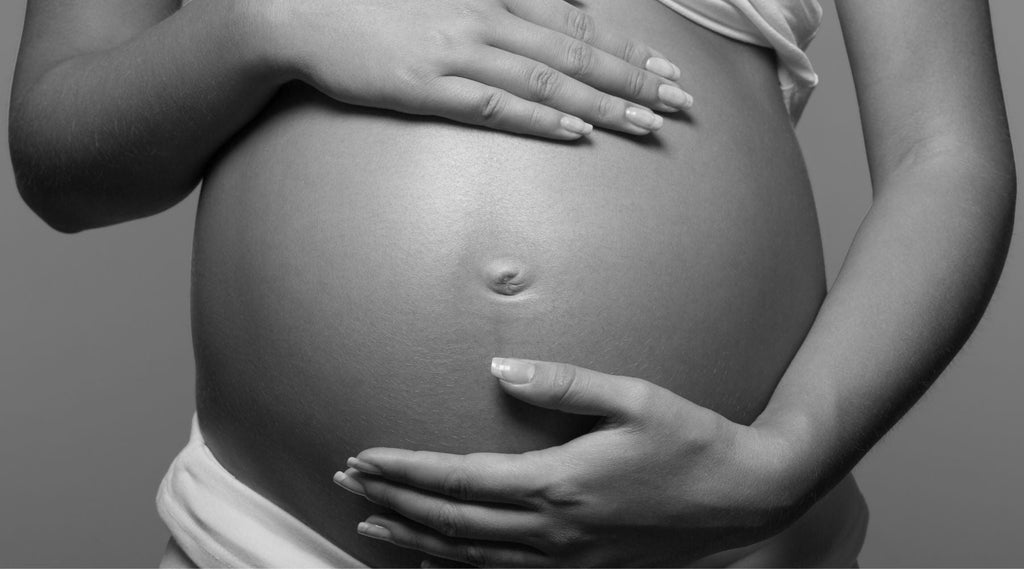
[189,3,854,566]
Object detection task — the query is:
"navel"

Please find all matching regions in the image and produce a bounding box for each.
[482,258,532,296]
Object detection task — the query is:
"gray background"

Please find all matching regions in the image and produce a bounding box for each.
[1,0,1021,565]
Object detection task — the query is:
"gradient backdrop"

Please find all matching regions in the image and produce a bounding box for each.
[1,1,1021,566]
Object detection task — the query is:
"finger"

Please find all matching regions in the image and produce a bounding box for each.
[358,514,549,568]
[490,357,655,420]
[504,0,683,78]
[456,46,666,134]
[416,76,592,140]
[337,469,541,543]
[490,16,692,113]
[347,448,544,506]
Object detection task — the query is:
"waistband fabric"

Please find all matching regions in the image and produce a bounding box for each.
[155,414,368,568]
[654,0,822,124]
[157,413,862,567]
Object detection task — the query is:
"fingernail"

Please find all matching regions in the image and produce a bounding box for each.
[645,57,681,80]
[625,106,663,131]
[560,115,593,136]
[347,456,383,475]
[658,84,693,110]
[490,357,535,384]
[357,521,391,541]
[333,470,366,496]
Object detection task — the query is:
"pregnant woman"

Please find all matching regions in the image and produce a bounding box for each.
[9,0,1014,567]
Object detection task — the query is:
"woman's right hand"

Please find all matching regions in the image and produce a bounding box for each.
[261,0,693,139]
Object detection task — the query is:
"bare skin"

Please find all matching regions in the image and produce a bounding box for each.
[9,0,1015,567]
[330,1,1017,566]
[186,15,860,560]
[10,0,686,231]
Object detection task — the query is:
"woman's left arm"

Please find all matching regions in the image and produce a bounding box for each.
[753,0,1016,501]
[335,0,1016,565]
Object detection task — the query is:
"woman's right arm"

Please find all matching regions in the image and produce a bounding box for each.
[10,0,277,232]
[10,0,689,233]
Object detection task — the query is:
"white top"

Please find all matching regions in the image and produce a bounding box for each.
[655,0,822,124]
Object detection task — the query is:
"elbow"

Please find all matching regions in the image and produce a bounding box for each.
[10,156,89,234]
[17,190,89,234]
[977,130,1017,208]
[981,144,1017,230]
[15,176,118,234]
[965,146,1017,288]
[1004,153,1017,208]
[8,130,139,234]
[938,136,1017,223]
[10,123,198,234]
[12,157,195,233]
[13,169,197,234]
[9,119,87,233]
[34,210,89,235]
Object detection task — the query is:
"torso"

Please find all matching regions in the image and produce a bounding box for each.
[190,1,866,565]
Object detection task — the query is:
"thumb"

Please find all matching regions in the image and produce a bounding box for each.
[489,357,651,419]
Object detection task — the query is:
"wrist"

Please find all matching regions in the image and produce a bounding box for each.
[749,410,829,511]
[686,419,809,548]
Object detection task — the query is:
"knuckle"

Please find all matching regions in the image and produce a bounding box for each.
[528,106,548,131]
[426,7,488,52]
[547,527,585,555]
[456,3,485,21]
[441,465,473,501]
[462,543,489,567]
[398,530,428,552]
[548,363,580,407]
[564,41,595,78]
[539,472,582,509]
[396,64,438,101]
[620,38,644,65]
[478,91,506,123]
[625,69,647,99]
[693,406,727,449]
[375,65,431,112]
[431,503,464,537]
[528,65,561,102]
[399,63,433,87]
[452,4,490,35]
[565,9,596,43]
[619,377,653,417]
[370,486,394,510]
[426,27,463,53]
[594,95,620,123]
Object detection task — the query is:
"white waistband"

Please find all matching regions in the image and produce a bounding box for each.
[156,414,368,568]
[156,413,863,567]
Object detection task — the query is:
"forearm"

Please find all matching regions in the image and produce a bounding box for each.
[754,146,1016,506]
[9,2,284,232]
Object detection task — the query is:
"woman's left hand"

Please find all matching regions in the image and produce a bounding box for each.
[333,358,809,567]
